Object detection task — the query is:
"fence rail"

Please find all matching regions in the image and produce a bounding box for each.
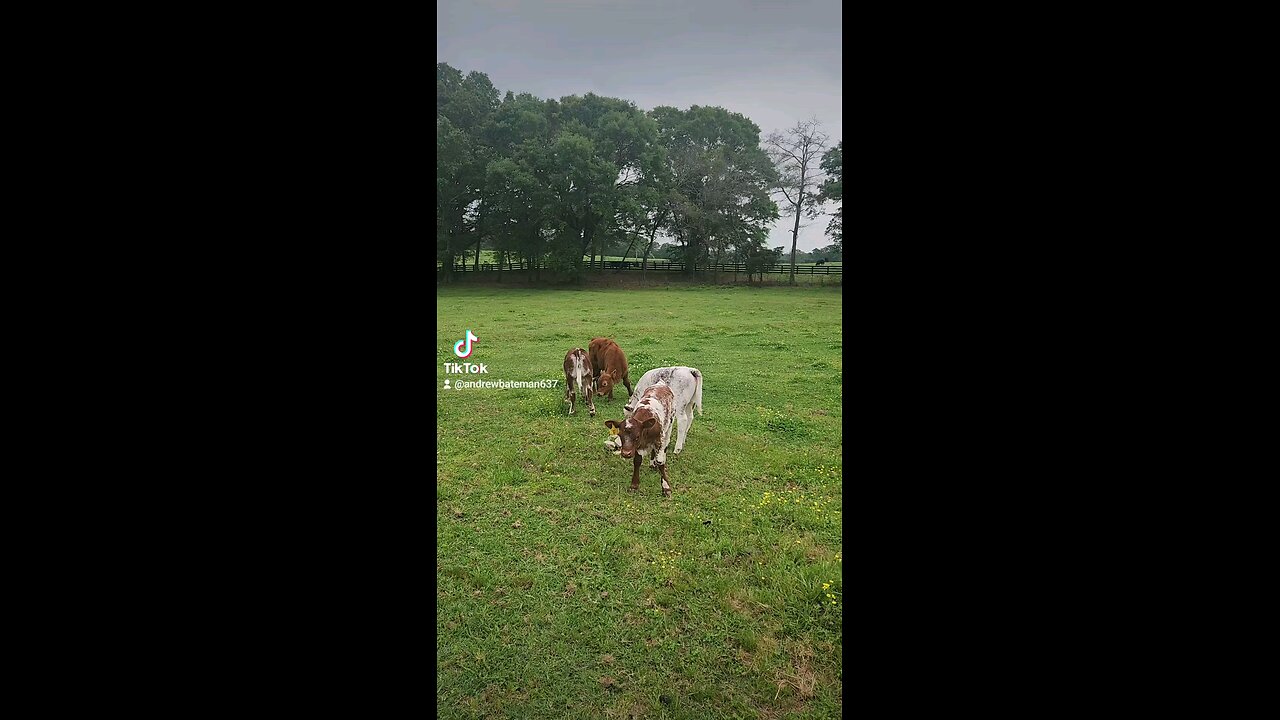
[436,260,841,274]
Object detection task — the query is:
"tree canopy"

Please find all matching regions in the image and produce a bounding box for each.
[817,141,842,250]
[437,63,790,282]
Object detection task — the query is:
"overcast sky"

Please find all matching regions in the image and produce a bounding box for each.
[437,0,842,252]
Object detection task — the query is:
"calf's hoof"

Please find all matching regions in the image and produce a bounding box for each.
[662,489,672,498]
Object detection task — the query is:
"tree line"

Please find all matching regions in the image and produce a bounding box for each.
[437,63,842,284]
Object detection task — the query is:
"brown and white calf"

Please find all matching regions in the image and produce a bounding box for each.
[563,348,595,416]
[624,366,703,457]
[589,337,633,401]
[604,381,680,497]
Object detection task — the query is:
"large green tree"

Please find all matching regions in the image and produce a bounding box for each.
[437,115,470,269]
[815,141,842,251]
[436,63,499,280]
[542,131,617,280]
[555,94,664,272]
[477,91,666,281]
[482,92,556,275]
[650,105,778,277]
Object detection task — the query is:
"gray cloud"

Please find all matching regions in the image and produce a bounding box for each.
[438,0,842,252]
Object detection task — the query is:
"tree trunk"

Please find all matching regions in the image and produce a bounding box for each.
[789,204,801,286]
[454,207,468,282]
[473,200,485,273]
[640,212,664,285]
[676,227,693,277]
[616,233,639,273]
[580,225,593,272]
[442,220,456,283]
[642,241,657,283]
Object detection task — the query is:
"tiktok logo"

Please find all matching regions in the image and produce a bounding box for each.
[453,330,478,358]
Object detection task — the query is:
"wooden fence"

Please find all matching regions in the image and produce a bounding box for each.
[437,260,841,275]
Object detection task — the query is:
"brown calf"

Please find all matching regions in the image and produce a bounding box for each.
[588,337,633,401]
[604,382,676,497]
[563,348,595,416]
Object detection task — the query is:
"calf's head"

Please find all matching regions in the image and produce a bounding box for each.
[597,369,619,396]
[604,418,658,459]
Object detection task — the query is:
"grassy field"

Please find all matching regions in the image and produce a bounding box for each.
[437,285,843,718]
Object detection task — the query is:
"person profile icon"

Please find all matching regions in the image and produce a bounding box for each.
[443,378,451,389]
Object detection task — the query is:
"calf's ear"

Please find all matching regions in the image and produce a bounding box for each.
[604,420,621,430]
[641,418,657,430]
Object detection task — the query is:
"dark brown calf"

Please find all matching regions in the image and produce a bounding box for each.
[589,337,633,401]
[563,348,595,416]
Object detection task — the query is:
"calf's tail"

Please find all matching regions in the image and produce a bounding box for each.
[691,369,703,416]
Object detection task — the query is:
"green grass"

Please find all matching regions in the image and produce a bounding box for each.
[437,285,843,719]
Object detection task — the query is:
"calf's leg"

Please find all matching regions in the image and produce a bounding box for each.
[629,454,641,491]
[660,420,675,461]
[674,408,692,454]
[657,461,672,497]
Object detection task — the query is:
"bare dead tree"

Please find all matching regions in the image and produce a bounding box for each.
[765,118,829,285]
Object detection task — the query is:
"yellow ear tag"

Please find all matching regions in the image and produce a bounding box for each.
[609,427,620,436]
